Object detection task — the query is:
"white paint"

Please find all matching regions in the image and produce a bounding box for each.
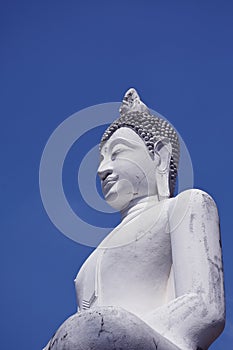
[43,91,225,350]
[74,189,225,350]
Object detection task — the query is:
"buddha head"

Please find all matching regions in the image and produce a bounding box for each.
[98,88,180,211]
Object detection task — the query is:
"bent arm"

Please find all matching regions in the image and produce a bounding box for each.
[144,189,225,350]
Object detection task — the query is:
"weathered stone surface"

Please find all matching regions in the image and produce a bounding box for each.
[43,89,225,350]
[44,307,181,350]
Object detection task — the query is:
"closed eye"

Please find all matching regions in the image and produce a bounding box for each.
[111,147,129,160]
[99,154,104,164]
[111,146,132,160]
[111,149,122,160]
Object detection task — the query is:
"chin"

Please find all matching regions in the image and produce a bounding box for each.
[105,190,133,211]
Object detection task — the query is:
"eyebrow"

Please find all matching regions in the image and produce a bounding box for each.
[108,137,137,151]
[99,137,140,159]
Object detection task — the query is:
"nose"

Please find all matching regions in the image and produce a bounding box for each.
[97,164,113,181]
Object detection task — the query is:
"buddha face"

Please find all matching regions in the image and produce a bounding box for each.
[98,127,159,211]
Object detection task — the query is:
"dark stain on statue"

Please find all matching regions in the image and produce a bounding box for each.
[152,338,158,349]
[189,213,196,233]
[219,237,222,249]
[98,316,105,337]
[48,334,58,350]
[203,234,209,255]
[61,332,68,340]
[201,193,213,217]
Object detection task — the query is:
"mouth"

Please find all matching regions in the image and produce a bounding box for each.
[102,175,119,192]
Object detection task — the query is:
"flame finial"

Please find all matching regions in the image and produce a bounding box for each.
[119,88,151,115]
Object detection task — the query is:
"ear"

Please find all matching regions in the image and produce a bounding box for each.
[154,138,172,173]
[154,138,172,200]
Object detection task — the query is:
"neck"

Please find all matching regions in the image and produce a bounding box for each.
[120,195,160,222]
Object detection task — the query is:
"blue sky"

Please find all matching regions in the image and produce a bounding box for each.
[1,1,233,349]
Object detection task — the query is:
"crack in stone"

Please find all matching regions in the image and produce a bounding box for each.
[152,338,158,349]
[98,316,105,337]
[48,334,58,350]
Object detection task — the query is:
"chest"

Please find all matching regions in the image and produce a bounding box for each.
[99,209,171,294]
[75,204,172,311]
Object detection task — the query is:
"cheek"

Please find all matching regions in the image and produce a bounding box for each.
[116,178,135,195]
[117,159,146,180]
[105,179,134,210]
[120,167,147,190]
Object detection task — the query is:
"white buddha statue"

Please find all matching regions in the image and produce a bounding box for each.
[44,89,225,350]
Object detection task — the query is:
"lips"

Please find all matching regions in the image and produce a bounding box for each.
[102,175,119,192]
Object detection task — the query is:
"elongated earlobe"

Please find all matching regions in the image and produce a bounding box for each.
[154,138,172,200]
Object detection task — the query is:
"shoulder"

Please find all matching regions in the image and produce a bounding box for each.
[176,188,215,201]
[168,189,219,231]
[170,188,218,211]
